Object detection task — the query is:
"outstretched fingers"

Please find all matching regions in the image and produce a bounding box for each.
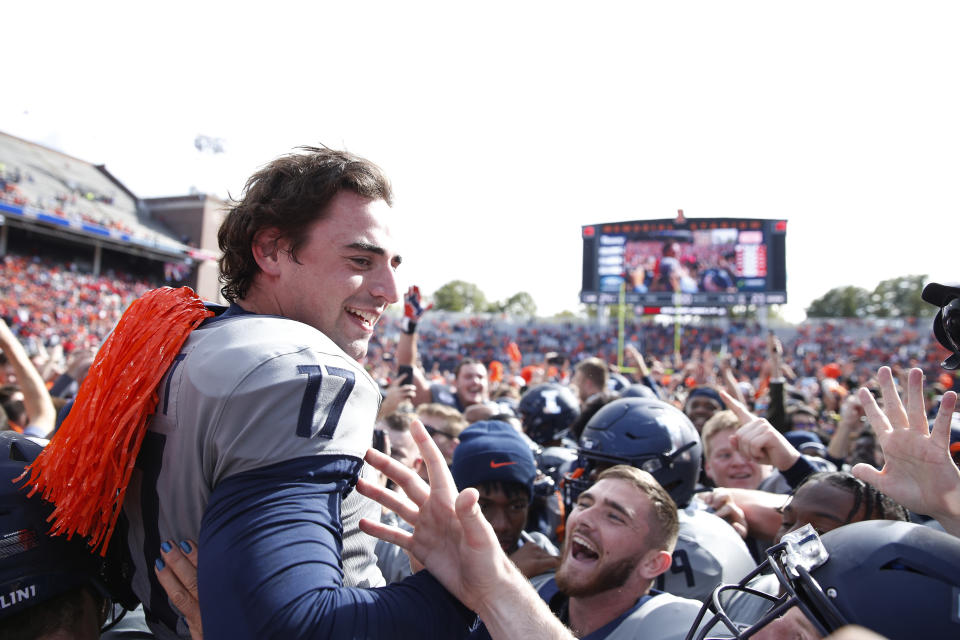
[409,418,457,499]
[858,385,889,438]
[356,477,420,524]
[850,460,883,487]
[359,516,414,550]
[364,447,430,506]
[454,487,491,550]
[905,368,930,434]
[876,366,909,430]
[932,390,958,447]
[718,388,754,424]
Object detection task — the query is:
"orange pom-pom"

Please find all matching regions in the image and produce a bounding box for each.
[18,287,213,555]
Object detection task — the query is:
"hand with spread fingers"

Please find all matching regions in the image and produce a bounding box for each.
[719,388,801,471]
[357,418,574,640]
[156,538,203,640]
[851,366,960,537]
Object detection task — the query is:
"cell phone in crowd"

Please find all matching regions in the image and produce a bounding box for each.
[372,428,388,454]
[397,365,414,386]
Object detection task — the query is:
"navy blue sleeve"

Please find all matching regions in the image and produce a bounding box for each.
[780,454,818,489]
[198,455,474,640]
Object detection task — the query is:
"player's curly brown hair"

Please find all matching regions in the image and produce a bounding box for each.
[217,146,393,302]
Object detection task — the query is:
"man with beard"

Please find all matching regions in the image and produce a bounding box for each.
[469,465,703,640]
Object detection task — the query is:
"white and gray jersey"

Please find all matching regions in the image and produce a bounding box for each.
[603,591,705,640]
[529,579,703,640]
[655,503,757,602]
[122,313,384,638]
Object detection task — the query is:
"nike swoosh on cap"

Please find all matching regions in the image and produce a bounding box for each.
[489,460,518,468]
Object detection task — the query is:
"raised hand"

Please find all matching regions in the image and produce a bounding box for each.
[401,285,432,334]
[720,388,801,470]
[356,419,575,639]
[852,367,960,536]
[356,418,518,611]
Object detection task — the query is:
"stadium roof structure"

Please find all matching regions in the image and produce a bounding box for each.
[0,130,195,263]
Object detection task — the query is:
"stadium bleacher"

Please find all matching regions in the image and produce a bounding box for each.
[0,131,188,250]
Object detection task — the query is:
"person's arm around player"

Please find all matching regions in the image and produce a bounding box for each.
[156,539,203,640]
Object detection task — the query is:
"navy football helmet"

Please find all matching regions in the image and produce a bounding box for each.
[620,383,659,400]
[0,432,111,621]
[565,397,701,508]
[536,445,580,485]
[606,372,631,394]
[519,383,581,445]
[687,520,960,639]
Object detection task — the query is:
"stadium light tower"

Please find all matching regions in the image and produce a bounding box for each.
[194,134,225,154]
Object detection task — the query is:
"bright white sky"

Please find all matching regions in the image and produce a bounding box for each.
[4,2,958,322]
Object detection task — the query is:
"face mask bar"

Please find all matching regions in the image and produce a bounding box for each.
[685,525,840,640]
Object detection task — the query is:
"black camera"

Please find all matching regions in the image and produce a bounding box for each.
[922,282,960,370]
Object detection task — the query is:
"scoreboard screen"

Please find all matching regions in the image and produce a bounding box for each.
[580,217,787,308]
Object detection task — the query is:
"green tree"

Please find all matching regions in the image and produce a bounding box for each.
[806,286,871,318]
[580,304,600,320]
[491,291,537,317]
[863,275,928,317]
[432,280,488,312]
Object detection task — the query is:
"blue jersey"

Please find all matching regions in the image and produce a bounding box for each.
[122,306,472,639]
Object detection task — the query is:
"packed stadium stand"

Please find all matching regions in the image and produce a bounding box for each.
[0,130,223,300]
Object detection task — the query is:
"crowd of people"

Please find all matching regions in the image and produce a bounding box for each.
[0,254,153,354]
[0,146,958,640]
[1,248,951,415]
[1,159,140,238]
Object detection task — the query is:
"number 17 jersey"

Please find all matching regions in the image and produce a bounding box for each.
[122,311,384,639]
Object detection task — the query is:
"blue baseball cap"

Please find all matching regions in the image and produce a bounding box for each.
[451,421,537,499]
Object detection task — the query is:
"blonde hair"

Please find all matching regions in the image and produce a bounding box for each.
[415,403,468,437]
[701,410,741,459]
